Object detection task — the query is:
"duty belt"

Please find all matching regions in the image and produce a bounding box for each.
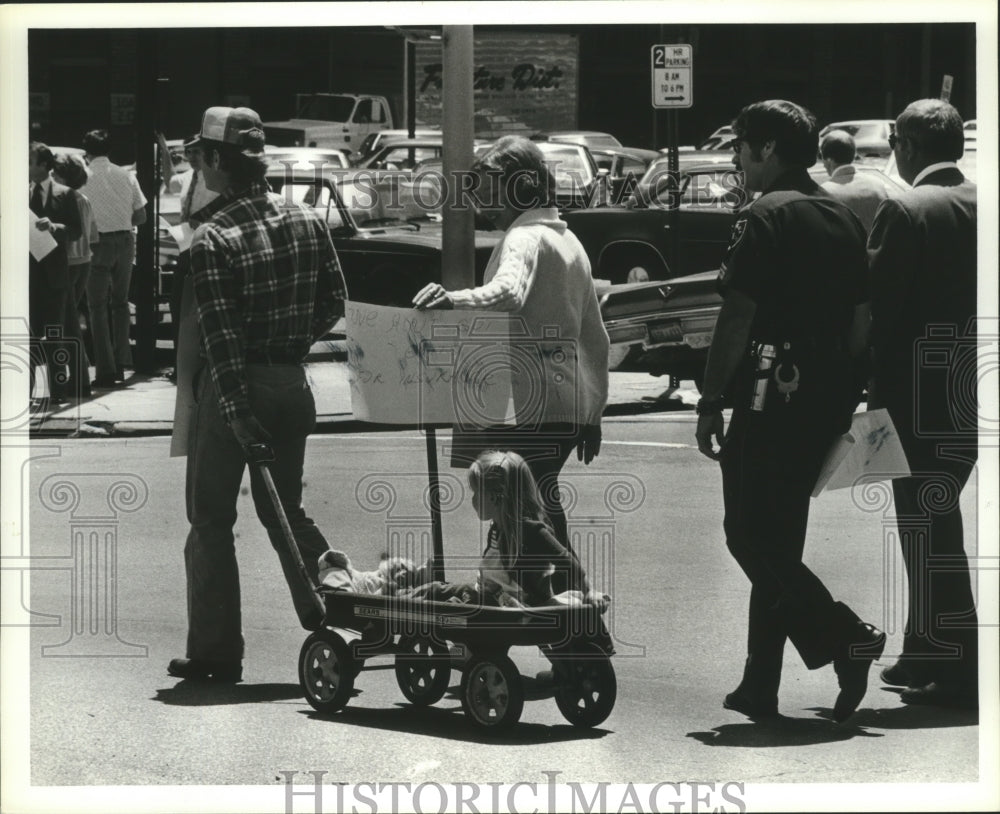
[245,350,303,365]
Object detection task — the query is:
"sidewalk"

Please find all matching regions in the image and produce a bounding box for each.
[28,340,696,438]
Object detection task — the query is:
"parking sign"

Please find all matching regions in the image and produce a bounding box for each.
[652,44,692,109]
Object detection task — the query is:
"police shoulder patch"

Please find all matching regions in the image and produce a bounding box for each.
[727,217,749,252]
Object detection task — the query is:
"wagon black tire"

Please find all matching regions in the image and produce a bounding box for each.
[395,636,452,706]
[299,629,356,714]
[460,654,524,732]
[552,645,617,728]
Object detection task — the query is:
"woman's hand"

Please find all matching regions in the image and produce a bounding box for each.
[584,590,610,613]
[412,282,454,310]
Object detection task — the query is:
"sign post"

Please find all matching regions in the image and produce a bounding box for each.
[652,43,693,286]
[940,74,954,102]
[651,44,693,110]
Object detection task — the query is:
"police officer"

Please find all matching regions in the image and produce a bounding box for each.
[695,100,883,723]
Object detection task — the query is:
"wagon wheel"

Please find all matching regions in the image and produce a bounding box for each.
[395,636,452,706]
[551,644,617,728]
[460,654,524,732]
[298,629,356,714]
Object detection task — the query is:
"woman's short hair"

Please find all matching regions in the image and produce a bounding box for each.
[733,100,819,168]
[51,152,90,190]
[472,135,555,210]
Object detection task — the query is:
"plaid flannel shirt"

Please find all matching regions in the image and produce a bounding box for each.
[190,182,348,422]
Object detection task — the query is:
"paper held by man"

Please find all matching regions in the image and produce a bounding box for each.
[812,408,911,497]
[30,208,57,260]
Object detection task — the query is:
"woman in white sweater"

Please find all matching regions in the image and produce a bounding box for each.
[413,135,610,547]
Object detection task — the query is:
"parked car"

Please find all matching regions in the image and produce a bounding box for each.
[562,154,746,285]
[532,130,623,150]
[265,145,351,171]
[589,146,661,203]
[598,163,906,379]
[414,139,609,212]
[263,165,501,307]
[963,119,976,147]
[353,128,441,165]
[818,119,894,160]
[601,270,721,385]
[473,111,533,140]
[696,125,736,151]
[356,138,445,171]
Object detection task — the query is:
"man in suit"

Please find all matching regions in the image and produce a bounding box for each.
[868,99,978,709]
[819,130,890,233]
[29,142,81,405]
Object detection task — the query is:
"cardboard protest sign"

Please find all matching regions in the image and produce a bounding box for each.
[344,302,513,426]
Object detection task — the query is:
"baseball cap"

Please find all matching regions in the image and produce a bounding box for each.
[185,106,266,157]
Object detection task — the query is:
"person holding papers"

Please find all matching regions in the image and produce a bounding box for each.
[29,142,81,406]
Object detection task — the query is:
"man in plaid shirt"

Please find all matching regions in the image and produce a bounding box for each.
[168,107,347,683]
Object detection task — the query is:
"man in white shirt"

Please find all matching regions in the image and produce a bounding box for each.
[81,129,148,387]
[166,138,220,376]
[819,130,890,233]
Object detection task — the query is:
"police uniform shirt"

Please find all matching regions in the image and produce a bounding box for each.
[718,168,868,346]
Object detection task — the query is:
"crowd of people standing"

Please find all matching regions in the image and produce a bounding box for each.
[28,129,147,406]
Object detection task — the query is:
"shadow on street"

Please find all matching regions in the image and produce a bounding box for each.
[299,691,612,745]
[686,715,883,748]
[152,681,304,706]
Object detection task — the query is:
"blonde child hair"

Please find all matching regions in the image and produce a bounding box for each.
[468,450,553,569]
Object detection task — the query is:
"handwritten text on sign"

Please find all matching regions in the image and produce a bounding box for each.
[345,302,513,426]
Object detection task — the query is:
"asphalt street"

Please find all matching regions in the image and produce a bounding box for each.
[8,381,993,811]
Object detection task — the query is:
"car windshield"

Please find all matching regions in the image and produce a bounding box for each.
[295,95,355,121]
[633,160,744,209]
[537,144,595,188]
[340,175,443,226]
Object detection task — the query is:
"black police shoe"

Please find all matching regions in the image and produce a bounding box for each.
[167,657,242,683]
[723,690,780,720]
[880,661,915,687]
[832,623,886,722]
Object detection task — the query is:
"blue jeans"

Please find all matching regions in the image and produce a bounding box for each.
[184,363,330,661]
[86,231,134,378]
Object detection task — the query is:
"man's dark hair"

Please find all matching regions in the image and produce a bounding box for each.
[733,100,819,168]
[895,99,965,162]
[82,129,110,156]
[202,141,269,188]
[29,142,55,170]
[820,130,857,166]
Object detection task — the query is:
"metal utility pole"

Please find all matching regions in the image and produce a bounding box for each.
[132,30,157,373]
[440,25,475,291]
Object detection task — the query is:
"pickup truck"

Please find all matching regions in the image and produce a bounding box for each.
[263,93,393,156]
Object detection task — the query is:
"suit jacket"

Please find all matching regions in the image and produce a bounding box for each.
[821,166,890,233]
[29,179,81,289]
[867,166,977,443]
